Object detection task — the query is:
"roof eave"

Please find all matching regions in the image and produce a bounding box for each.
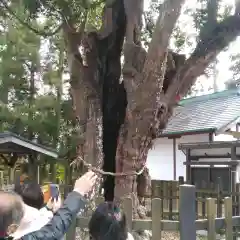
[0,132,58,158]
[215,116,240,135]
[157,128,216,138]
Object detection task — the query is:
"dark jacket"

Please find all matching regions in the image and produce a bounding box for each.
[20,191,86,240]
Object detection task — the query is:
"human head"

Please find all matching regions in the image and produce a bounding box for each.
[89,202,128,240]
[14,181,44,209]
[0,191,24,236]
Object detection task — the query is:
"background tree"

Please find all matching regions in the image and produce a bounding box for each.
[228,52,240,88]
[1,0,240,213]
[0,4,75,183]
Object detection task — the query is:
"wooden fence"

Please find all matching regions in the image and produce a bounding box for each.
[66,184,240,240]
[151,178,240,220]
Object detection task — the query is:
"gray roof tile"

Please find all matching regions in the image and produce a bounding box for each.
[161,89,240,135]
[0,131,58,157]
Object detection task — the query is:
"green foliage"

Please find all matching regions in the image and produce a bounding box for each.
[0,0,234,141]
[19,0,104,34]
[0,5,76,175]
[229,53,240,81]
[56,164,65,182]
[227,53,240,89]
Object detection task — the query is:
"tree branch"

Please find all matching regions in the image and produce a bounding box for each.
[0,0,62,37]
[165,14,240,102]
[132,0,185,111]
[142,0,185,77]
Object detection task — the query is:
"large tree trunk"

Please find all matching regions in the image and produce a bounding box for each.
[63,27,89,163]
[114,0,240,211]
[62,0,240,213]
[63,21,103,193]
[114,0,185,209]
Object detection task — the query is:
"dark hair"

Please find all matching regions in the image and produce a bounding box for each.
[89,202,128,240]
[14,180,44,210]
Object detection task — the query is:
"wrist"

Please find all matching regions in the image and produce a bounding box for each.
[45,205,54,213]
[73,189,85,197]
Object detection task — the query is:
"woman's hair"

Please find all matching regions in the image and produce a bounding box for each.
[0,192,24,235]
[14,179,44,210]
[89,202,128,240]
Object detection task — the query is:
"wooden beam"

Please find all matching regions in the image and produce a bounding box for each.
[173,138,176,180]
[184,161,239,166]
[186,149,191,183]
[189,154,235,160]
[179,141,240,150]
[231,146,237,160]
[160,129,214,138]
[0,132,58,158]
[225,130,240,139]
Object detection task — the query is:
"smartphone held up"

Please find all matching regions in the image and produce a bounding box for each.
[42,183,59,203]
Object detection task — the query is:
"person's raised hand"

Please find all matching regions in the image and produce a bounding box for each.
[46,196,62,213]
[52,197,62,212]
[73,171,97,196]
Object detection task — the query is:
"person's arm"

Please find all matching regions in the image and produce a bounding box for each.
[39,206,53,221]
[22,191,86,240]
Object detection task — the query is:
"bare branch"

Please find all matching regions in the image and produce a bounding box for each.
[129,0,185,111]
[142,0,185,79]
[165,15,240,101]
[98,5,113,38]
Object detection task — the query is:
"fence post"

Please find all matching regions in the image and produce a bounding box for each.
[207,198,216,240]
[152,198,162,240]
[179,184,196,240]
[123,198,133,231]
[224,197,233,240]
[65,217,76,240]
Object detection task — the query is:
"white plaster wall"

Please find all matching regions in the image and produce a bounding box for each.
[146,134,209,180]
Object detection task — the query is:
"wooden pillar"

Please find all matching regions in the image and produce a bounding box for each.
[28,153,38,181]
[209,132,214,142]
[50,162,56,182]
[231,146,237,193]
[179,185,196,240]
[231,165,237,190]
[173,138,177,180]
[9,167,15,184]
[186,149,191,184]
[64,163,73,198]
[9,153,18,184]
[231,146,237,160]
[208,165,212,185]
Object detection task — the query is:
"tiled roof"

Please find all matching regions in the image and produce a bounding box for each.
[161,89,240,136]
[0,131,58,158]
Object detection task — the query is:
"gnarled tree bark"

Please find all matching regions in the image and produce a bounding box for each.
[63,21,101,183]
[63,0,240,214]
[115,0,185,213]
[114,0,240,214]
